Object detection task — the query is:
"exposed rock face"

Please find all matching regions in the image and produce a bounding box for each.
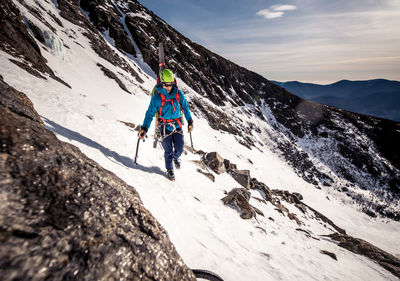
[328,233,400,278]
[57,0,143,83]
[0,0,70,87]
[0,77,195,280]
[80,0,136,56]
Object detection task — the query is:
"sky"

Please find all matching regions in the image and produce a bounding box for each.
[138,0,400,84]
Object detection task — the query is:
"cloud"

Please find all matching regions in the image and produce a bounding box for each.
[271,4,297,11]
[256,9,284,19]
[257,4,297,19]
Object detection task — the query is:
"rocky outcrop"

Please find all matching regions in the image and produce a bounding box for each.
[97,63,130,93]
[57,0,143,83]
[0,77,195,280]
[328,233,400,278]
[228,169,251,189]
[203,152,226,175]
[80,0,136,56]
[221,188,263,219]
[320,250,337,261]
[0,0,70,88]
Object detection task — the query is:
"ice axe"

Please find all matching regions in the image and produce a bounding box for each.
[134,137,144,164]
[189,131,194,150]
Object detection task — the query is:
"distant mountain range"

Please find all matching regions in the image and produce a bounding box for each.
[272,79,400,122]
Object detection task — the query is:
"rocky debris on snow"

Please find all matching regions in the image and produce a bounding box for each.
[97,63,130,93]
[201,151,306,224]
[268,199,303,226]
[197,169,215,182]
[213,154,398,277]
[221,188,264,219]
[295,228,320,240]
[320,250,337,261]
[228,169,251,189]
[119,120,136,130]
[202,152,226,175]
[204,151,303,223]
[223,158,237,171]
[9,59,47,80]
[287,213,303,226]
[273,190,304,204]
[191,160,215,182]
[303,203,346,235]
[250,178,273,201]
[363,208,378,218]
[201,150,345,227]
[327,233,400,278]
[202,152,251,188]
[0,78,196,280]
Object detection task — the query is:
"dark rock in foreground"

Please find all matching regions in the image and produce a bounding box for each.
[0,77,195,280]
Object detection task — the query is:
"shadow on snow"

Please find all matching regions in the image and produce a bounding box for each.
[42,117,165,177]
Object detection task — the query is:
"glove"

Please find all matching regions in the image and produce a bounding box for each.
[138,126,147,139]
[188,120,193,133]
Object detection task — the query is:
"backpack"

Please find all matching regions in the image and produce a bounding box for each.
[151,81,184,129]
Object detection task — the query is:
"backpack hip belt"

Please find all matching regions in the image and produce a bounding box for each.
[157,117,183,139]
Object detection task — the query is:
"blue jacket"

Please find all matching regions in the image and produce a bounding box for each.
[142,83,192,131]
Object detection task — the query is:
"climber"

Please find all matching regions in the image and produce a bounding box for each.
[138,69,193,181]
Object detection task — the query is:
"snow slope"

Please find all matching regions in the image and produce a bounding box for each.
[1,1,400,280]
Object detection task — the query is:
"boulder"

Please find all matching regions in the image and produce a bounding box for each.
[203,152,226,174]
[221,188,263,219]
[223,158,236,171]
[228,169,251,189]
[250,178,272,201]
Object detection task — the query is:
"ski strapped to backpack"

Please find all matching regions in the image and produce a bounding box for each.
[153,42,184,147]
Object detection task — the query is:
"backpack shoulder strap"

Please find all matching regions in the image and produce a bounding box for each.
[157,91,166,116]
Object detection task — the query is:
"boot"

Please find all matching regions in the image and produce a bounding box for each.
[167,169,175,181]
[173,158,181,169]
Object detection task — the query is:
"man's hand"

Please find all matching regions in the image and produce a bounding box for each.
[138,126,147,139]
[188,120,193,133]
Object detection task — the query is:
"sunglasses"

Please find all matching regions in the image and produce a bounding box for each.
[162,82,173,87]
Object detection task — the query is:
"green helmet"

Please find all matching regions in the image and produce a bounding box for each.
[160,69,174,83]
